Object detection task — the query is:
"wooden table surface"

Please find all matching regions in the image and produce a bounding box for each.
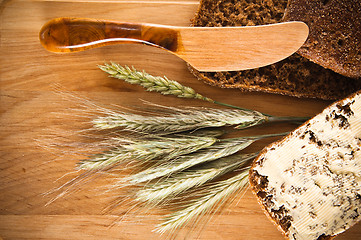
[1,0,361,239]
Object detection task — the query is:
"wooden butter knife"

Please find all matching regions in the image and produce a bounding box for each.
[39,17,308,72]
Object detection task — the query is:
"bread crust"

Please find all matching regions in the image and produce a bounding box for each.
[249,91,361,239]
[189,0,361,100]
[283,0,361,78]
[188,64,333,100]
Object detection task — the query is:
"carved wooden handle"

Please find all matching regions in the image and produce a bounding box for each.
[39,18,180,53]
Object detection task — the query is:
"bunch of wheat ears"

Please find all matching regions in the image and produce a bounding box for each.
[66,63,308,236]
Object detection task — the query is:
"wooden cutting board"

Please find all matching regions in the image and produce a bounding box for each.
[0,0,360,239]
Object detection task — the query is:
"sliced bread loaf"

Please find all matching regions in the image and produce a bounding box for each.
[250,91,361,239]
[283,0,361,78]
[189,0,361,100]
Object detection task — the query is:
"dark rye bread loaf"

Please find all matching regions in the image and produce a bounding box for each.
[283,0,361,79]
[189,0,361,100]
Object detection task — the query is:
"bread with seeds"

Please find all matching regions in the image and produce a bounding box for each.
[250,91,361,239]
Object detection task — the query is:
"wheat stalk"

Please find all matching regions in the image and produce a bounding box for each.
[155,167,250,235]
[78,135,217,170]
[99,62,309,124]
[92,106,267,134]
[127,136,257,185]
[126,131,284,185]
[135,152,257,207]
[100,63,214,102]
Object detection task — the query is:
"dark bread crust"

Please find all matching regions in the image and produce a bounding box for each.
[249,135,336,240]
[249,168,335,240]
[249,166,300,240]
[283,0,361,78]
[189,0,361,100]
[249,90,361,239]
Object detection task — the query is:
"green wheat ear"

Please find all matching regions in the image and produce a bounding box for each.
[77,135,217,170]
[99,62,309,124]
[91,106,268,134]
[155,167,250,235]
[99,63,214,102]
[134,152,257,207]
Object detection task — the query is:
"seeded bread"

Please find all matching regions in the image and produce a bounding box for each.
[189,0,361,100]
[249,91,361,240]
[283,0,361,78]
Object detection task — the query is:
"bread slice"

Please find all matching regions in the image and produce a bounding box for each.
[283,0,361,79]
[249,91,361,239]
[189,0,361,100]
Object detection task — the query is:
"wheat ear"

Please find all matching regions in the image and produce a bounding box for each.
[126,132,284,184]
[155,167,250,235]
[127,137,254,185]
[92,106,268,134]
[99,63,214,102]
[99,62,309,123]
[78,135,217,170]
[135,153,257,207]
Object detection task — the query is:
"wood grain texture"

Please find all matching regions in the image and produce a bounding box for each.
[0,0,360,239]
